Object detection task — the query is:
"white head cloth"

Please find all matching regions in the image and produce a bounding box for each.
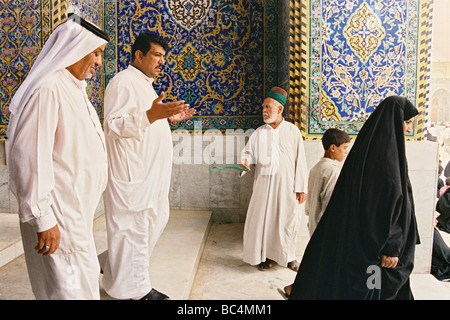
[7,14,108,143]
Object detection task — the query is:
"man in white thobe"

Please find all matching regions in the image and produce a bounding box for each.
[7,14,109,299]
[99,33,194,300]
[240,87,308,271]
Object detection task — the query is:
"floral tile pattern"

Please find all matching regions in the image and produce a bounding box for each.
[302,0,432,138]
[0,0,104,137]
[0,0,43,137]
[1,0,432,137]
[105,0,279,131]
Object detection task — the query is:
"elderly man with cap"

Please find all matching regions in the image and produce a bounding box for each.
[240,87,308,272]
[7,14,110,299]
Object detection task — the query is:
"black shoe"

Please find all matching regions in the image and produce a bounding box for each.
[258,258,276,271]
[140,288,170,300]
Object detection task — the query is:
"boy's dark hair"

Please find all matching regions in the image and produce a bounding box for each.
[131,33,169,61]
[446,177,450,186]
[322,128,351,150]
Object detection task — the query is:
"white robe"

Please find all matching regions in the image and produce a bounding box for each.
[305,157,342,236]
[9,69,108,299]
[100,65,172,299]
[241,120,308,266]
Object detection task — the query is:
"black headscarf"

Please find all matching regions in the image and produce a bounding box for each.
[289,96,420,300]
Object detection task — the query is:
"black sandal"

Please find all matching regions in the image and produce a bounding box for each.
[140,288,170,300]
[258,259,276,271]
[287,260,299,272]
[277,288,290,300]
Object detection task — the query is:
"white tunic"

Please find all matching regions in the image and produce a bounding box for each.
[241,120,308,266]
[100,65,172,299]
[305,157,342,236]
[9,69,108,299]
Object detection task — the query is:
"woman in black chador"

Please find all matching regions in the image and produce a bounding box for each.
[289,96,420,300]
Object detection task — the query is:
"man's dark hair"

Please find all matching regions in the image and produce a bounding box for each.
[322,128,351,150]
[131,33,169,61]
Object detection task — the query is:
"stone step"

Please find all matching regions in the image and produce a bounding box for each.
[0,209,212,300]
[0,213,22,269]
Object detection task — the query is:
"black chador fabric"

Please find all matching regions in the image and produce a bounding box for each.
[431,228,450,281]
[436,188,450,234]
[289,96,420,300]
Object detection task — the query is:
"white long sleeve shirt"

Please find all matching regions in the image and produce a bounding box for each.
[103,64,172,214]
[8,69,108,232]
[305,157,342,236]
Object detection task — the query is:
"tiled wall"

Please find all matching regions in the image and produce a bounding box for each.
[104,0,280,131]
[0,0,105,135]
[0,0,44,137]
[1,0,434,135]
[0,0,281,132]
[1,0,433,135]
[290,0,432,139]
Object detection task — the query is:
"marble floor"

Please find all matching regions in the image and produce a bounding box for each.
[189,222,450,300]
[0,210,449,300]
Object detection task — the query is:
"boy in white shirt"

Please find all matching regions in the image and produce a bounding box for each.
[306,128,351,236]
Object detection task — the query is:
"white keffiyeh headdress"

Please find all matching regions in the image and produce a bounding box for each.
[7,14,109,143]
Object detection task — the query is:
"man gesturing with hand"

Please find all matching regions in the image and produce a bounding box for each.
[99,32,195,300]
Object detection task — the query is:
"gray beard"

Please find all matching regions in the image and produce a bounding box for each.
[263,115,277,124]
